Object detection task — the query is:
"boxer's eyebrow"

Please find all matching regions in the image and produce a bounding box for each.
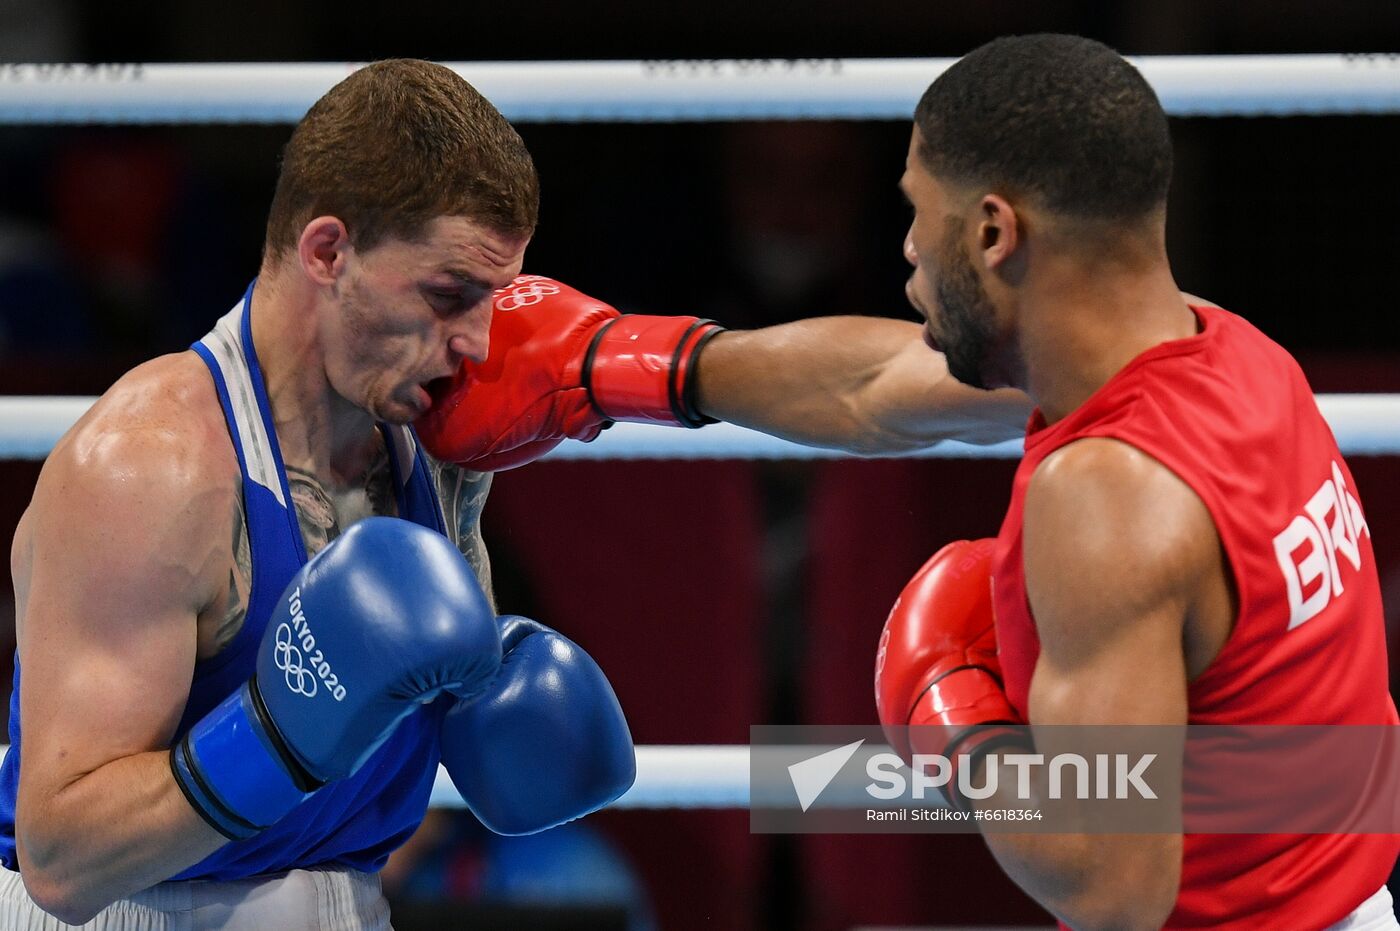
[436,268,492,292]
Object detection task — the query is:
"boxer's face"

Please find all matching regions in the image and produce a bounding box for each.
[900,130,1010,391]
[325,215,528,423]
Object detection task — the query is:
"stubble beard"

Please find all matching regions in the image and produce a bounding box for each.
[933,235,1001,391]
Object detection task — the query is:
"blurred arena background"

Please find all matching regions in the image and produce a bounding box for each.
[1,1,1399,928]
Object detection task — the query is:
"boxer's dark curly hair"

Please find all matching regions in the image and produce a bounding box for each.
[915,34,1172,220]
[263,59,539,264]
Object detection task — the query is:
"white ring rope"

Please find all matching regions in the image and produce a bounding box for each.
[2,394,1398,461]
[433,745,755,810]
[3,56,1400,124]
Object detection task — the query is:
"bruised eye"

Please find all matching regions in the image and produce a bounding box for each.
[424,289,467,314]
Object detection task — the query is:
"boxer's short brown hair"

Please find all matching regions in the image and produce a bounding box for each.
[263,58,539,263]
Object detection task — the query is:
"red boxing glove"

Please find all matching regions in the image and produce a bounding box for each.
[874,538,1025,807]
[415,275,724,472]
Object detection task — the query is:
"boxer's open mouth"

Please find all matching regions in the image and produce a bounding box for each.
[423,376,454,404]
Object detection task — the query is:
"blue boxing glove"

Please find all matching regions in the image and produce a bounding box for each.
[171,518,502,840]
[442,616,635,835]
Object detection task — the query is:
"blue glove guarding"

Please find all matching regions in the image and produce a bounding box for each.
[442,615,635,835]
[171,517,502,840]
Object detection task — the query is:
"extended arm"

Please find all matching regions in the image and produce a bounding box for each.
[415,278,1030,471]
[414,280,1222,469]
[694,291,1212,453]
[695,317,1029,453]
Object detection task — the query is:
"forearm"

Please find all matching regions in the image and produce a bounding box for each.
[19,750,226,922]
[982,829,1177,930]
[966,757,1180,930]
[696,319,918,450]
[695,318,1028,453]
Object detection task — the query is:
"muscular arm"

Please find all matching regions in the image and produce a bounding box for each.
[12,412,231,921]
[694,317,1029,453]
[975,439,1219,930]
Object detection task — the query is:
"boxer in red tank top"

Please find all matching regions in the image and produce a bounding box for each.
[874,34,1399,930]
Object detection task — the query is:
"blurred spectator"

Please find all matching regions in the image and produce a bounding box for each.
[0,214,89,355]
[48,132,242,355]
[707,121,902,328]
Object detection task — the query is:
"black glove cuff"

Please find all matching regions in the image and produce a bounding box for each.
[674,320,725,429]
[943,724,1034,813]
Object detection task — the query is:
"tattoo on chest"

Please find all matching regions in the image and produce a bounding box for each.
[286,445,395,558]
[286,465,341,556]
[204,445,398,658]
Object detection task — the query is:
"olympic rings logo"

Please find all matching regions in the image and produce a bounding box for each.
[273,622,318,698]
[494,276,560,312]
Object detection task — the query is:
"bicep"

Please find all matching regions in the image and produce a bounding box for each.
[16,447,221,799]
[1022,439,1214,727]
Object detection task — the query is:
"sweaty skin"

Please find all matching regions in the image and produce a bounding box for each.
[9,214,523,924]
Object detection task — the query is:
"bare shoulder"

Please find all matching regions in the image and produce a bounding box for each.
[1023,440,1210,725]
[18,352,239,613]
[1030,438,1214,553]
[47,352,235,492]
[1024,434,1220,646]
[423,453,496,605]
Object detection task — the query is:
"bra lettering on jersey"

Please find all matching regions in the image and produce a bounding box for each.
[1272,461,1371,630]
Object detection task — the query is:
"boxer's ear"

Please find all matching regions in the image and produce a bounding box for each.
[298,216,352,286]
[977,193,1020,272]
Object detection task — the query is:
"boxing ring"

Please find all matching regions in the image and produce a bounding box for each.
[1,55,1398,814]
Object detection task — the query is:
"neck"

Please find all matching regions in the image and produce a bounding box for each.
[250,271,380,484]
[1017,256,1195,425]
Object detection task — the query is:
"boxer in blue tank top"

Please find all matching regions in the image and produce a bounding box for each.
[0,61,632,930]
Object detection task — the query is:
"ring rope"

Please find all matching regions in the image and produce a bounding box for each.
[3,56,1400,124]
[2,394,1398,461]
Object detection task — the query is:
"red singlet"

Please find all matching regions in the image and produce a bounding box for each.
[991,305,1399,928]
